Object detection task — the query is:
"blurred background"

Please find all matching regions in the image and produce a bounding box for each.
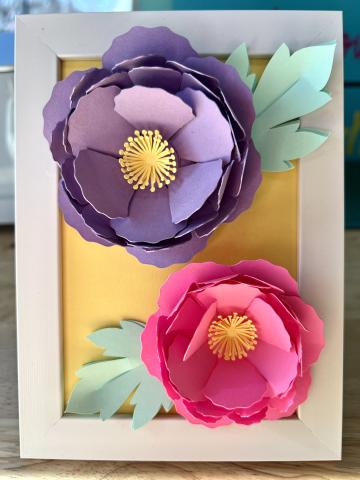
[0,0,357,225]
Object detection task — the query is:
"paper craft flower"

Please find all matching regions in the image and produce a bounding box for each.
[141,260,324,427]
[43,26,261,267]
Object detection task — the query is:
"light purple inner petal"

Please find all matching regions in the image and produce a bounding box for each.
[168,160,223,224]
[74,149,134,219]
[183,56,255,137]
[102,26,198,70]
[172,88,234,163]
[110,188,186,244]
[68,85,134,157]
[114,85,194,138]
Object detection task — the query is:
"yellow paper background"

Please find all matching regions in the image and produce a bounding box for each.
[61,58,298,411]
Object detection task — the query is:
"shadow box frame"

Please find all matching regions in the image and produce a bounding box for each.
[15,10,344,461]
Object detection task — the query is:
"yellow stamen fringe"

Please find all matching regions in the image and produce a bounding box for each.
[208,313,258,361]
[119,129,177,192]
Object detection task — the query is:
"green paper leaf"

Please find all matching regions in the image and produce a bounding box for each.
[66,319,173,430]
[226,43,256,91]
[257,121,329,172]
[66,358,136,414]
[251,41,336,171]
[131,373,173,430]
[88,319,144,358]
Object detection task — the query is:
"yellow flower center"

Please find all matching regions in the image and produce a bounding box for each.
[119,129,177,192]
[208,312,258,361]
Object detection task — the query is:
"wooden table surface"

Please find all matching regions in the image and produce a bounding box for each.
[0,226,359,479]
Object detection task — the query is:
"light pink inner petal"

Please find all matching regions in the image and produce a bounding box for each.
[68,86,134,156]
[196,283,260,316]
[204,359,267,409]
[183,301,217,361]
[172,88,233,163]
[166,336,218,402]
[246,297,292,351]
[247,340,299,396]
[74,149,134,219]
[114,85,194,138]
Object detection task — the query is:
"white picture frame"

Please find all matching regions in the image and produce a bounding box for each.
[15,10,344,461]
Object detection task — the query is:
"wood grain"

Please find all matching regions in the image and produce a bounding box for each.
[1,227,359,478]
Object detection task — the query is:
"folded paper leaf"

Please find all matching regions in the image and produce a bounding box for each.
[226,43,256,91]
[66,320,173,429]
[242,41,336,171]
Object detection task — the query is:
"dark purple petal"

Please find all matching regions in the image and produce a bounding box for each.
[126,233,209,267]
[114,86,194,138]
[50,119,70,165]
[111,54,166,72]
[58,181,112,246]
[110,188,186,244]
[87,72,133,94]
[61,157,87,205]
[43,70,84,144]
[68,85,134,157]
[226,140,262,222]
[173,88,233,163]
[74,149,134,219]
[184,56,255,137]
[102,26,198,70]
[129,66,182,94]
[196,141,262,237]
[70,68,109,109]
[169,160,223,224]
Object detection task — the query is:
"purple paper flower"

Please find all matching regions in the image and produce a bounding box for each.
[43,26,261,267]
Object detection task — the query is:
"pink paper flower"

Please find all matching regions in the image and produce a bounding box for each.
[141,260,324,427]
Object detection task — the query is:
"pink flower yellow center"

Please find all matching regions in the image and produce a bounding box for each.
[208,312,258,361]
[119,129,177,192]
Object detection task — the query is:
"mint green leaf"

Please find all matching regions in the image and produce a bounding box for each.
[65,358,136,414]
[257,121,328,172]
[253,41,336,116]
[66,319,173,429]
[226,43,256,91]
[88,319,144,358]
[99,365,145,420]
[251,41,336,171]
[131,374,173,430]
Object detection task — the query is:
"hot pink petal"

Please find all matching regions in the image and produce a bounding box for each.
[234,259,299,296]
[204,359,267,409]
[173,398,232,427]
[266,370,312,419]
[166,295,207,335]
[247,340,299,396]
[246,297,292,351]
[282,296,324,368]
[158,262,234,315]
[183,301,217,361]
[166,336,218,402]
[141,312,162,380]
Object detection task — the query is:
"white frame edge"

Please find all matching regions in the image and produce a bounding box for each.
[15,10,344,461]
